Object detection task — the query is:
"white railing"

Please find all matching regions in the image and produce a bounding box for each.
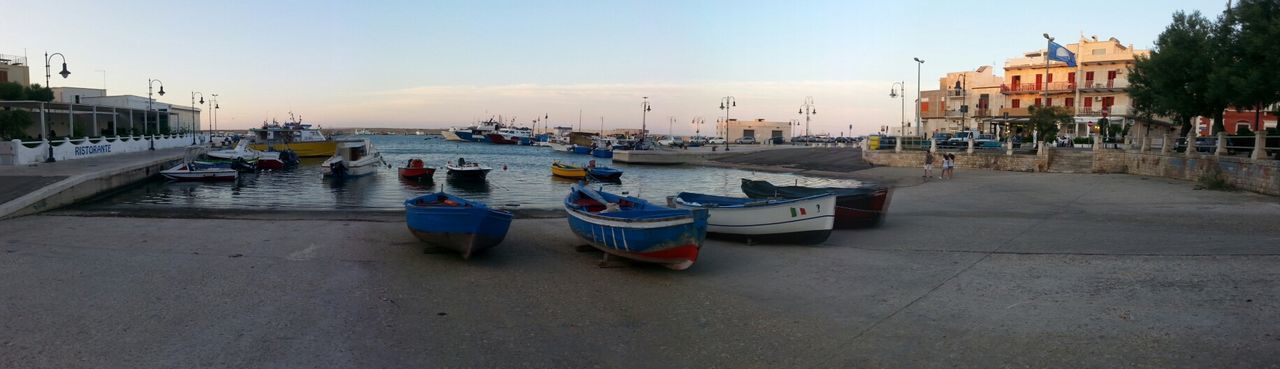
[0,133,208,165]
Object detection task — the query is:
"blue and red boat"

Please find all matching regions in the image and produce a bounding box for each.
[404,192,513,259]
[564,184,708,270]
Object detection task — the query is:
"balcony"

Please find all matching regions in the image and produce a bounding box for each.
[1000,81,1076,94]
[1078,79,1129,91]
[973,108,992,117]
[1077,105,1130,117]
[1000,107,1032,117]
[946,90,966,98]
[945,110,965,118]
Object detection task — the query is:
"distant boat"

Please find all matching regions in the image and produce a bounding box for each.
[247,115,339,157]
[590,148,613,158]
[672,192,837,245]
[571,145,593,155]
[398,158,435,180]
[564,183,709,270]
[161,162,238,181]
[404,193,513,259]
[740,179,893,229]
[549,142,572,152]
[321,138,383,178]
[442,127,475,142]
[551,161,587,179]
[446,159,492,181]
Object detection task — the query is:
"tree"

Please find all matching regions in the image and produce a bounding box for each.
[0,109,34,140]
[1226,0,1280,130]
[1027,105,1071,142]
[0,82,24,100]
[24,84,54,102]
[1128,11,1218,136]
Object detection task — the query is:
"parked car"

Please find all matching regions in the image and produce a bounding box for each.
[769,137,786,145]
[735,136,757,144]
[708,137,727,144]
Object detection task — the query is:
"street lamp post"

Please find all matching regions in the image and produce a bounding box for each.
[641,97,652,148]
[798,96,816,137]
[718,96,736,151]
[913,58,925,137]
[211,94,219,134]
[147,79,166,151]
[42,52,70,163]
[190,92,204,145]
[890,82,906,136]
[691,117,704,139]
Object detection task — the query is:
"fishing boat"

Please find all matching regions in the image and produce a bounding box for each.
[740,179,893,229]
[441,127,475,142]
[590,148,614,158]
[445,158,492,181]
[551,161,588,179]
[564,183,709,270]
[586,161,623,181]
[404,193,513,259]
[321,138,383,178]
[206,140,261,161]
[256,149,300,170]
[398,158,436,180]
[571,145,593,155]
[160,161,238,181]
[672,192,837,245]
[549,141,572,152]
[246,113,338,157]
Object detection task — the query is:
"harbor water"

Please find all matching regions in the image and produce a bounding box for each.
[88,135,862,211]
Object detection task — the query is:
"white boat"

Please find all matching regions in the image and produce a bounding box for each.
[207,139,262,160]
[548,142,572,152]
[321,139,384,178]
[671,192,837,245]
[445,159,492,181]
[160,162,238,181]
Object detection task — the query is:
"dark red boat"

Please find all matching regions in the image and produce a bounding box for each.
[484,133,519,145]
[740,179,893,229]
[398,158,436,180]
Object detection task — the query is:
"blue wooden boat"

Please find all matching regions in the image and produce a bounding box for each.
[404,192,513,259]
[587,166,623,181]
[564,184,709,270]
[591,148,614,158]
[572,145,593,155]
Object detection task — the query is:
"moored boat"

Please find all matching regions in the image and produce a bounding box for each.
[571,145,593,155]
[586,162,623,181]
[256,149,300,170]
[551,161,587,179]
[321,139,383,178]
[445,158,492,181]
[740,179,893,229]
[160,162,239,181]
[246,114,338,157]
[564,184,709,270]
[398,158,436,180]
[549,142,572,152]
[404,193,513,259]
[672,192,837,244]
[591,148,614,158]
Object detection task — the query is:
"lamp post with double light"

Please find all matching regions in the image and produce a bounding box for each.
[719,96,735,151]
[798,96,816,137]
[890,81,906,136]
[640,97,652,148]
[190,92,204,145]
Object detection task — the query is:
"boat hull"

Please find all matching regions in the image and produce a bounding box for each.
[566,208,708,270]
[322,156,381,178]
[551,164,587,179]
[250,141,337,157]
[591,149,614,158]
[160,163,238,182]
[741,179,892,229]
[446,168,490,180]
[485,133,519,145]
[674,193,836,245]
[587,167,623,181]
[405,195,513,259]
[572,146,592,155]
[549,143,571,152]
[399,167,436,180]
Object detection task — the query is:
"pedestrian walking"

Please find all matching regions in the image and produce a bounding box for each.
[923,151,935,179]
[943,153,955,179]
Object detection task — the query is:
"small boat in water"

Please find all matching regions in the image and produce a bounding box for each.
[161,161,238,181]
[321,139,383,178]
[672,192,837,245]
[446,158,492,181]
[398,158,436,180]
[257,149,301,170]
[586,161,623,181]
[551,161,587,179]
[404,193,513,259]
[740,179,893,229]
[571,145,593,155]
[564,184,709,270]
[590,148,614,158]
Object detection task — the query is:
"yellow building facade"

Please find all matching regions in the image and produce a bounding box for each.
[999,36,1149,136]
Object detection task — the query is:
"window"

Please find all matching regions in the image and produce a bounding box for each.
[1102,96,1115,108]
[1012,99,1021,108]
[921,102,929,112]
[1046,98,1053,106]
[1107,70,1118,80]
[1237,122,1251,133]
[743,129,755,138]
[1084,97,1094,109]
[1085,71,1095,82]
[1065,97,1075,108]
[0,70,7,82]
[1034,98,1042,106]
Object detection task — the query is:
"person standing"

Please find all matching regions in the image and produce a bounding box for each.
[943,153,955,179]
[923,151,935,179]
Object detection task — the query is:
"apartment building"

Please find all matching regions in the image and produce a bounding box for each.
[937,66,1005,134]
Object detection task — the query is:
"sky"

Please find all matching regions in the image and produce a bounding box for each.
[2,0,1229,135]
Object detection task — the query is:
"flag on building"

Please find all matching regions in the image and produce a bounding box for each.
[1047,41,1077,67]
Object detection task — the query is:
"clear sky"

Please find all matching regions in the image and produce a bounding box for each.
[2,0,1228,135]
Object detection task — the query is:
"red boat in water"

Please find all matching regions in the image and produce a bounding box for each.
[484,133,519,145]
[399,158,436,180]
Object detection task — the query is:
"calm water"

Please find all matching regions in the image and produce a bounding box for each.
[94,135,861,211]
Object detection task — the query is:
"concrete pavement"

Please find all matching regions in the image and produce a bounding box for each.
[2,168,1279,368]
[0,147,191,219]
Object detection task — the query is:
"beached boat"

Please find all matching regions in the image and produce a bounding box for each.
[551,161,588,179]
[564,184,709,270]
[586,165,623,181]
[445,159,492,181]
[740,179,893,229]
[404,193,513,259]
[321,139,383,178]
[672,192,837,244]
[590,148,614,158]
[398,158,436,180]
[160,162,238,181]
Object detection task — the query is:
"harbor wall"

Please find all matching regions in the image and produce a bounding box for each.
[0,150,193,219]
[863,149,1280,196]
[0,134,206,165]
